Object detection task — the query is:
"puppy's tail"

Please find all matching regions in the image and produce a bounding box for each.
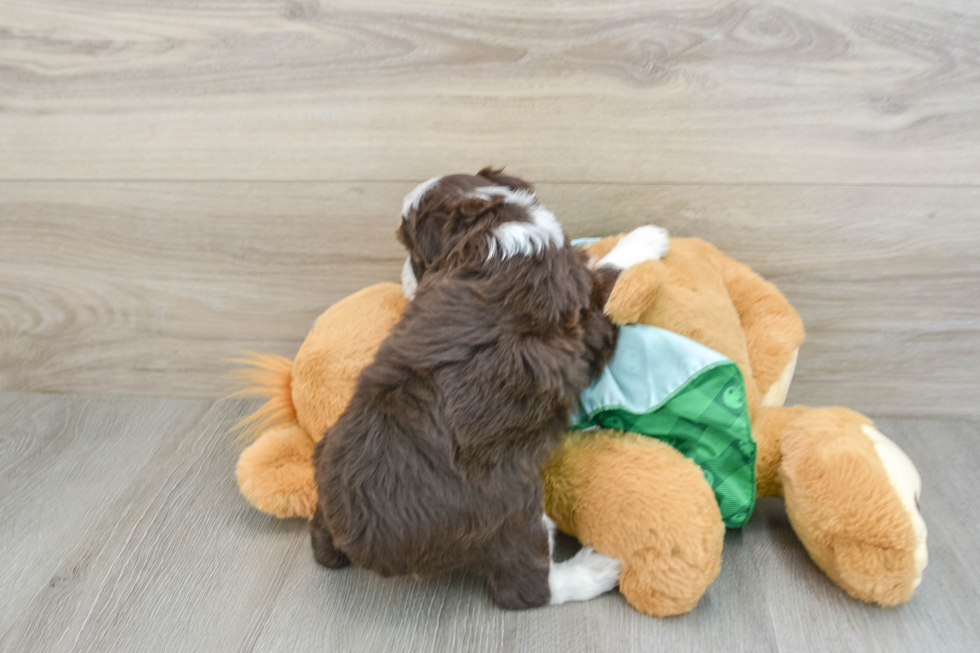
[227,353,297,441]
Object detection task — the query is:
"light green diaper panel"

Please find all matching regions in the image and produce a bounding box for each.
[573,325,757,528]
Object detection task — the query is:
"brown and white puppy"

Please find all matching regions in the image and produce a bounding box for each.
[311,168,667,609]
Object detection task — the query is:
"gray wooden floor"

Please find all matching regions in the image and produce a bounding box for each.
[0,392,976,653]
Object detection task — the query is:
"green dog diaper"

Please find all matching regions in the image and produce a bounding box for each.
[572,324,757,528]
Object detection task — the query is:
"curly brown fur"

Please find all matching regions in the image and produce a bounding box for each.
[311,169,618,609]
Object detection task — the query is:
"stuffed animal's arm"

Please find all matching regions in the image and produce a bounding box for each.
[581,231,668,325]
[601,262,665,325]
[719,255,805,398]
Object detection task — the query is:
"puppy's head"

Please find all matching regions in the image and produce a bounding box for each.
[397,167,563,298]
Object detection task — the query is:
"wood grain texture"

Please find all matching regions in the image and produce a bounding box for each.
[2,181,977,417]
[0,395,309,653]
[0,393,211,646]
[1,396,977,652]
[1,0,979,183]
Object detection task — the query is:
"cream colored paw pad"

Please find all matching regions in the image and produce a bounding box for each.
[861,424,928,586]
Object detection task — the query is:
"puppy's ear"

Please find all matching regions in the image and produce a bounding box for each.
[441,194,506,268]
[450,193,502,231]
[410,209,449,271]
[477,166,535,193]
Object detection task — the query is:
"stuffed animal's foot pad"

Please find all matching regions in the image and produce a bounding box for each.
[549,547,622,605]
[598,225,670,270]
[862,424,928,587]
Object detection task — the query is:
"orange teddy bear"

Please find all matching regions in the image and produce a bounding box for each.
[234,234,927,617]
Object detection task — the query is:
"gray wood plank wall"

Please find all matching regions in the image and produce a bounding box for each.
[2,1,979,418]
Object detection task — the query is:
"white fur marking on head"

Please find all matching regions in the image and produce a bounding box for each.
[400,256,418,300]
[472,186,537,208]
[481,188,565,261]
[861,424,928,587]
[597,225,670,270]
[548,546,622,605]
[401,176,443,220]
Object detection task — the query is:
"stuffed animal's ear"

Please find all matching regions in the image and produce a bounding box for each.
[477,166,535,193]
[604,260,666,325]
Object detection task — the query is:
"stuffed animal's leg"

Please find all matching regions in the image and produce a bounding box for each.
[236,425,318,519]
[775,407,927,605]
[543,431,724,617]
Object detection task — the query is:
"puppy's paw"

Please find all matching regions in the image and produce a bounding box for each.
[487,563,552,610]
[597,225,669,270]
[310,520,351,570]
[549,547,622,605]
[488,576,552,611]
[312,541,351,570]
[572,547,623,590]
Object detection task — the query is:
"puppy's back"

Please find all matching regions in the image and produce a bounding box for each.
[319,246,605,577]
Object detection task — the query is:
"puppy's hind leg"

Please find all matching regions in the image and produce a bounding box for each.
[483,515,552,610]
[310,503,350,569]
[483,513,621,609]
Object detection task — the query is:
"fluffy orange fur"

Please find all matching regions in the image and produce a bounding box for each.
[229,353,296,440]
[595,236,806,420]
[237,425,317,518]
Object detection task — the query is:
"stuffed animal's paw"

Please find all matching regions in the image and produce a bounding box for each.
[861,424,928,587]
[236,425,318,519]
[597,225,670,270]
[779,408,928,606]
